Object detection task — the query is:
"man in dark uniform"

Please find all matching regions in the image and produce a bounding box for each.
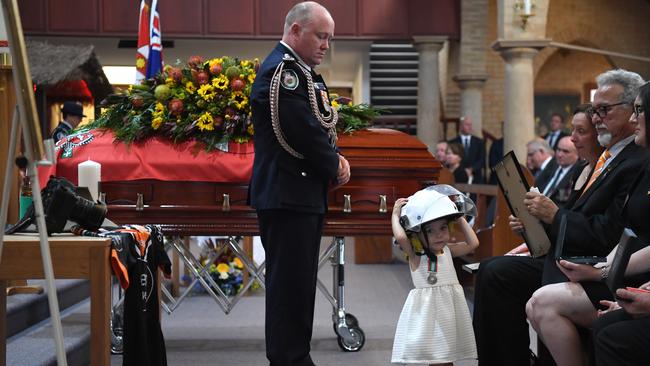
[52,101,85,143]
[248,2,350,365]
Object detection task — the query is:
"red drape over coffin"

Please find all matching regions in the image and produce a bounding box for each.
[41,129,254,187]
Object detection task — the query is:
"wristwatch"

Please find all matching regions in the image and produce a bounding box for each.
[600,265,609,281]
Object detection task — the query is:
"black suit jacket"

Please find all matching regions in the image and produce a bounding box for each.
[248,43,339,214]
[534,158,558,192]
[543,131,569,150]
[545,161,585,207]
[542,142,648,284]
[550,142,649,258]
[449,135,486,183]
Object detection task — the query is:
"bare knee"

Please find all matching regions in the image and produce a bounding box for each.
[527,287,556,325]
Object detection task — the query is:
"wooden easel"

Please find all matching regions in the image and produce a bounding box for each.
[0,0,67,364]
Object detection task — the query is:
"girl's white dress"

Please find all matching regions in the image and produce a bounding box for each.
[391,246,477,364]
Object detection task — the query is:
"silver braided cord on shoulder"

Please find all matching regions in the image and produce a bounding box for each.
[270,61,305,159]
[269,56,339,160]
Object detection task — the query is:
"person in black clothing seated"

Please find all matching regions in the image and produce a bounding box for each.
[51,101,85,143]
[446,142,469,183]
[448,116,486,183]
[472,69,647,366]
[526,81,650,366]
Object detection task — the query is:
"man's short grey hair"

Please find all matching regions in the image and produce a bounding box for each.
[526,138,554,155]
[283,1,322,34]
[596,69,645,104]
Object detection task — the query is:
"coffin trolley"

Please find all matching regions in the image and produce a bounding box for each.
[51,127,441,352]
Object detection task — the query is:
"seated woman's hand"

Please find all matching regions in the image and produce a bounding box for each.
[556,259,600,282]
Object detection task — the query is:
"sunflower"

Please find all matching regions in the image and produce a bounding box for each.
[185,81,196,94]
[212,74,229,91]
[230,91,248,110]
[151,117,163,130]
[198,84,216,102]
[196,112,214,131]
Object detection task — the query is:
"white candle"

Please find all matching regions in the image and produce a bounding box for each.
[524,0,532,15]
[78,159,101,201]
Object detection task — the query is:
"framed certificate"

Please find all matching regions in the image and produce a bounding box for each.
[493,151,551,257]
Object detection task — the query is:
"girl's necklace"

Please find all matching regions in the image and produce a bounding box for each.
[427,255,439,285]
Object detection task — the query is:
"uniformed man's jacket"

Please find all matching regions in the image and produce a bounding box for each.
[248,43,339,214]
[52,121,73,143]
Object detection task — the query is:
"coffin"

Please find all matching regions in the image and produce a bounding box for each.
[52,128,441,237]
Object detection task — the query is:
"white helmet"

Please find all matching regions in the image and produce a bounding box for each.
[400,186,463,233]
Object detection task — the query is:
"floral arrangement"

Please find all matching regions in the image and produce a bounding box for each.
[331,95,387,134]
[191,238,246,297]
[207,254,244,297]
[86,56,385,151]
[88,55,258,151]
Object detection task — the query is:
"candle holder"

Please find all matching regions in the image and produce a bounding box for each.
[513,0,536,30]
[136,193,144,211]
[343,194,352,213]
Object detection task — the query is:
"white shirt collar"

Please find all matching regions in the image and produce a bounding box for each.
[280,41,311,71]
[540,156,553,171]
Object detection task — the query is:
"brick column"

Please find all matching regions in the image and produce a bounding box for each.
[455,0,488,135]
[413,36,447,152]
[454,75,488,136]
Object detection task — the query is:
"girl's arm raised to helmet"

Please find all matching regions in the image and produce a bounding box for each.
[447,216,479,257]
[392,198,415,259]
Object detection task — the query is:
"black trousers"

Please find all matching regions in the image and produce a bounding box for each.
[257,209,324,366]
[473,255,545,366]
[592,309,650,366]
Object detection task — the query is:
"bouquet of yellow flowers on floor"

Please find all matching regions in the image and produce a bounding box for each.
[89,55,258,151]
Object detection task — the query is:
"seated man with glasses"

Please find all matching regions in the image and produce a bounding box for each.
[473,69,649,366]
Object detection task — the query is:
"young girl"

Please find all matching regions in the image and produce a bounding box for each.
[391,186,479,365]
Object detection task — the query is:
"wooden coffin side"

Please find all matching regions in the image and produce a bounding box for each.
[101,128,442,236]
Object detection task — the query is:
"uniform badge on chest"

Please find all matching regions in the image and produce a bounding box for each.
[281,69,299,90]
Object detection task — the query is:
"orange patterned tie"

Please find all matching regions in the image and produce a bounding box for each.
[581,149,611,196]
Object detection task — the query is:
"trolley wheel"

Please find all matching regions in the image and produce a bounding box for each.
[331,313,360,334]
[344,313,359,327]
[337,326,365,352]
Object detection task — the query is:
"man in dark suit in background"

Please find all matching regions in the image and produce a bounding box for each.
[542,136,582,206]
[526,138,556,187]
[543,112,569,150]
[449,115,486,183]
[473,69,648,366]
[248,2,350,365]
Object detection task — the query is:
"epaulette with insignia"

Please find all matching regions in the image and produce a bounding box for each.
[282,53,295,62]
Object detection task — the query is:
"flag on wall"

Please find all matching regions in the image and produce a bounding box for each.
[146,0,163,79]
[135,0,149,84]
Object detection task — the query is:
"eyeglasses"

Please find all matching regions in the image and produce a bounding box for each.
[633,104,645,119]
[591,101,628,118]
